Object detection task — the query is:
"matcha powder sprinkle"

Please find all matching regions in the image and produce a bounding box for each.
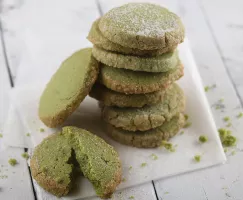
[199,135,208,143]
[21,153,29,159]
[8,159,17,166]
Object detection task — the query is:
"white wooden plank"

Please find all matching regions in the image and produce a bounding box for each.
[0,31,35,200]
[99,0,243,199]
[200,0,243,102]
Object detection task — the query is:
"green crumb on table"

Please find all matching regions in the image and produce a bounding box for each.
[21,153,29,159]
[226,122,232,127]
[40,128,45,132]
[8,159,17,166]
[204,86,210,92]
[184,114,189,121]
[224,148,228,153]
[151,153,158,160]
[129,166,132,170]
[219,98,224,102]
[199,135,208,143]
[26,133,30,137]
[223,116,230,122]
[194,155,201,162]
[237,112,243,118]
[231,151,236,156]
[164,191,169,194]
[0,133,2,138]
[161,141,176,152]
[180,131,184,135]
[218,128,237,147]
[129,196,135,199]
[183,122,192,128]
[122,178,126,182]
[141,163,147,167]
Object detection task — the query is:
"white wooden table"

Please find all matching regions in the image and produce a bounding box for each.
[1,0,243,199]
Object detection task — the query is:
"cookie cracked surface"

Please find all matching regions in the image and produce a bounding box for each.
[102,84,185,131]
[30,126,121,198]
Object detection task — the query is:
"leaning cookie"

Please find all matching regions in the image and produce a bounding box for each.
[92,45,179,72]
[90,83,169,108]
[88,19,176,56]
[102,84,185,131]
[30,126,121,199]
[105,113,185,148]
[99,3,185,50]
[99,62,183,94]
[39,48,99,128]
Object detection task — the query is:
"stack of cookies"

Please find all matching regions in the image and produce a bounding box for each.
[88,3,186,148]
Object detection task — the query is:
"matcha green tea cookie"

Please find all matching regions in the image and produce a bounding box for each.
[92,46,179,72]
[30,126,121,198]
[99,63,183,94]
[90,83,169,108]
[99,3,185,50]
[88,19,176,56]
[102,84,185,131]
[105,113,185,148]
[39,48,99,128]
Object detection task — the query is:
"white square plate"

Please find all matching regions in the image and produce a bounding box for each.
[5,40,226,199]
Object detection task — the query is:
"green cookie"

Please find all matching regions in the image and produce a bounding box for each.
[99,3,185,50]
[39,48,99,128]
[99,62,183,94]
[102,84,185,131]
[90,83,169,108]
[92,45,179,72]
[88,19,176,56]
[105,113,185,148]
[30,126,121,198]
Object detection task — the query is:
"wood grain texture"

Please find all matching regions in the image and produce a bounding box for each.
[0,29,35,200]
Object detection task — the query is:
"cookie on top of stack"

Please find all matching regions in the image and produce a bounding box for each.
[88,3,186,148]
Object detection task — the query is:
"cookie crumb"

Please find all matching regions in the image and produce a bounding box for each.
[8,159,17,166]
[180,131,184,135]
[141,163,147,167]
[237,112,243,118]
[164,191,169,194]
[21,153,29,159]
[199,135,208,143]
[204,86,210,92]
[226,122,232,127]
[223,116,230,122]
[129,166,132,170]
[184,114,189,121]
[26,133,30,137]
[0,133,2,138]
[231,151,236,156]
[218,128,236,147]
[122,178,126,182]
[40,128,45,132]
[194,155,201,162]
[151,153,158,160]
[129,196,135,199]
[161,141,176,152]
[183,122,192,128]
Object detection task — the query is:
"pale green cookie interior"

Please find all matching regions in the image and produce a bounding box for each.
[102,84,185,131]
[99,62,183,94]
[92,45,179,72]
[88,19,176,56]
[90,83,168,108]
[31,126,121,198]
[99,3,185,50]
[105,113,185,148]
[39,48,99,127]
